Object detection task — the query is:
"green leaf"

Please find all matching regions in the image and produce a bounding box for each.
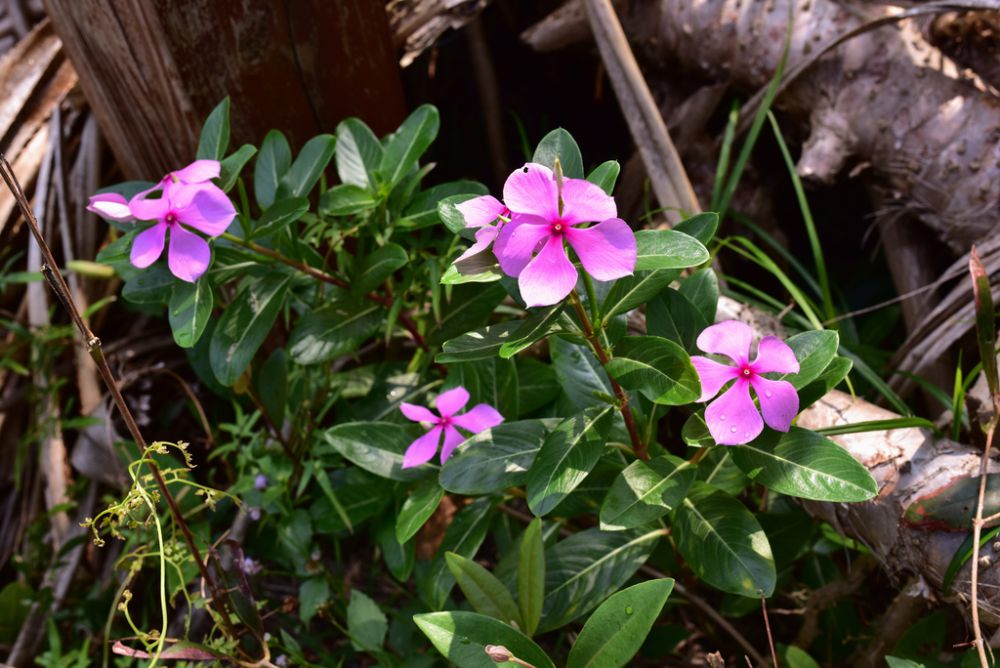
[381,104,439,187]
[352,243,407,295]
[605,336,700,405]
[209,272,291,386]
[347,589,387,652]
[601,269,680,321]
[797,355,852,408]
[600,455,695,530]
[550,337,613,411]
[527,406,614,516]
[0,582,32,644]
[679,268,718,323]
[402,180,488,229]
[782,330,839,389]
[218,144,257,192]
[288,301,383,365]
[298,578,329,623]
[121,262,173,304]
[586,160,620,195]
[498,305,565,359]
[731,427,877,502]
[885,658,926,668]
[437,320,527,364]
[320,184,377,216]
[440,420,552,495]
[518,518,544,637]
[252,197,309,238]
[671,482,775,597]
[427,283,506,346]
[323,422,429,481]
[335,118,383,189]
[646,288,710,353]
[279,134,335,199]
[420,497,495,609]
[673,212,719,246]
[438,193,480,235]
[446,552,522,627]
[566,579,674,668]
[196,97,230,161]
[517,359,560,415]
[633,229,709,271]
[441,263,503,285]
[414,611,555,668]
[532,128,584,178]
[377,520,415,581]
[542,528,661,632]
[168,277,213,348]
[257,348,287,426]
[254,130,292,209]
[396,479,444,544]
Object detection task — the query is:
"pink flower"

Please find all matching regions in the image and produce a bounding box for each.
[453,195,509,269]
[691,320,800,446]
[493,163,635,307]
[399,386,504,468]
[86,160,221,221]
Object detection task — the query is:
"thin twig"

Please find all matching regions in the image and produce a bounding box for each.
[761,594,778,668]
[0,155,240,639]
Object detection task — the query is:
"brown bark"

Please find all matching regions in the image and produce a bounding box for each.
[44,0,406,179]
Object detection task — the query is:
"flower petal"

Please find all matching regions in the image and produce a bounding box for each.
[751,377,799,432]
[87,193,133,221]
[753,335,800,374]
[129,195,171,222]
[435,386,470,417]
[502,163,558,220]
[172,159,220,184]
[494,215,551,277]
[166,225,211,282]
[455,225,499,264]
[560,177,617,224]
[691,355,739,402]
[400,402,438,423]
[705,378,763,445]
[518,235,578,307]
[130,223,167,268]
[174,183,236,237]
[696,320,753,366]
[564,217,636,281]
[439,425,467,464]
[451,404,504,434]
[402,426,442,468]
[456,195,506,228]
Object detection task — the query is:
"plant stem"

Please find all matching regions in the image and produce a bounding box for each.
[0,157,241,640]
[220,232,428,351]
[568,290,647,460]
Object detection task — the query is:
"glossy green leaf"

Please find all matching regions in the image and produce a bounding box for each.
[382,105,439,187]
[550,337,612,411]
[681,411,713,448]
[518,518,544,637]
[782,330,839,389]
[335,118,383,189]
[121,262,173,304]
[446,552,522,627]
[532,128,584,178]
[252,197,308,238]
[347,589,387,652]
[797,355,852,408]
[541,528,661,632]
[633,229,709,271]
[323,422,428,482]
[256,348,287,424]
[437,320,527,364]
[298,578,329,623]
[427,283,506,346]
[279,134,335,199]
[377,520,415,581]
[168,277,213,348]
[402,180,488,228]
[414,611,555,668]
[209,272,291,386]
[440,420,552,495]
[605,336,700,405]
[196,97,230,161]
[731,427,877,502]
[352,243,407,295]
[517,359,560,415]
[420,497,495,609]
[441,263,503,285]
[601,269,680,321]
[673,212,719,246]
[254,129,292,209]
[672,482,775,597]
[646,288,710,353]
[678,267,718,323]
[320,184,377,216]
[586,160,620,195]
[396,479,445,543]
[218,144,257,192]
[566,579,674,668]
[288,301,382,365]
[438,194,479,235]
[527,406,614,516]
[498,305,565,359]
[600,455,695,530]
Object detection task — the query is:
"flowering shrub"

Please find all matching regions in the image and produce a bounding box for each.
[84,100,877,667]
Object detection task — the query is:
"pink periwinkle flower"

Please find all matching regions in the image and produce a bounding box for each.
[453,195,509,270]
[691,320,800,446]
[87,160,235,283]
[493,163,636,308]
[399,386,504,468]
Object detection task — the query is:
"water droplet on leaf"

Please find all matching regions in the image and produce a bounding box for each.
[625,606,633,615]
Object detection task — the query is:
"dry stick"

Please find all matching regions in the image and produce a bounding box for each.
[0,155,240,639]
[760,594,779,668]
[568,290,646,459]
[581,0,701,218]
